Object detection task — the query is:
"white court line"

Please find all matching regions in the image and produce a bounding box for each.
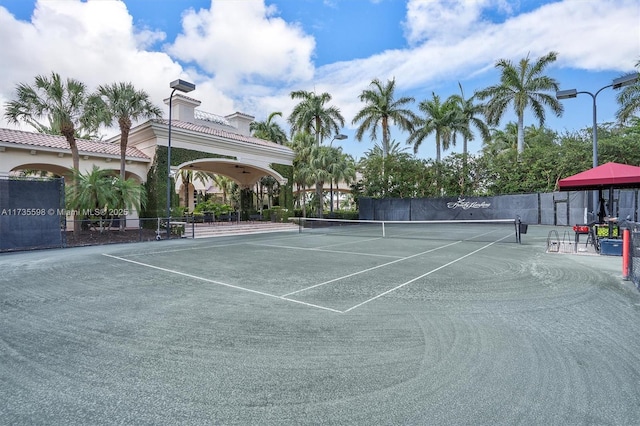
[120,241,246,256]
[313,236,387,250]
[101,253,343,314]
[281,240,462,297]
[115,233,304,257]
[343,234,513,313]
[248,242,403,259]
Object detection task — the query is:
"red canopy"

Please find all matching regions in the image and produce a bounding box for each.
[558,162,640,191]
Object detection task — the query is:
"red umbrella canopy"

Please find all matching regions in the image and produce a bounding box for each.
[558,162,640,191]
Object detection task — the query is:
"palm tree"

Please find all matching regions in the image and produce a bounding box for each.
[4,72,92,176]
[66,166,117,233]
[475,51,563,156]
[85,82,161,230]
[211,174,235,205]
[409,92,468,162]
[616,60,640,124]
[258,175,279,210]
[288,132,316,217]
[482,123,519,158]
[4,72,94,232]
[308,145,335,213]
[364,140,408,158]
[178,169,214,213]
[449,82,490,194]
[288,90,345,216]
[328,149,356,212]
[352,78,417,158]
[112,176,147,229]
[449,82,490,158]
[86,82,162,180]
[250,111,288,144]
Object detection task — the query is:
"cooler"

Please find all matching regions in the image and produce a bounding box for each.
[599,238,623,256]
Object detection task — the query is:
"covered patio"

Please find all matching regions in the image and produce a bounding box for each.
[558,162,640,254]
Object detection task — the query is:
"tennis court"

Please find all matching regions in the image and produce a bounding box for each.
[2,223,640,425]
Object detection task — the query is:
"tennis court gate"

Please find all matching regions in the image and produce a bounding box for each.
[359,189,640,225]
[0,176,65,251]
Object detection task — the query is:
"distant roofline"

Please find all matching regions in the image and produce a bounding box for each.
[0,127,150,160]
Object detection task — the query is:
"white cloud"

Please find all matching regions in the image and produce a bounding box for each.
[403,0,512,45]
[0,0,637,155]
[0,0,234,132]
[306,0,639,123]
[167,1,316,91]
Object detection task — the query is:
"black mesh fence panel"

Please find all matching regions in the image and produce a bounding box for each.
[539,193,556,225]
[626,222,640,291]
[0,177,65,251]
[374,198,411,221]
[618,189,636,222]
[359,197,374,220]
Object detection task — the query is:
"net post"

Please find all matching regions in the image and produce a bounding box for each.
[516,217,521,244]
[382,221,386,238]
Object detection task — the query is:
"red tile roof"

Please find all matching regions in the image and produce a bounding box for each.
[154,119,291,151]
[0,127,149,160]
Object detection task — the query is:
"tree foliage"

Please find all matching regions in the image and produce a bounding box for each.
[475,51,563,156]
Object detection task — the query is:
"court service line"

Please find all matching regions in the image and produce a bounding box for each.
[248,242,403,259]
[281,240,462,297]
[120,241,246,256]
[313,236,387,250]
[101,253,342,314]
[343,234,513,313]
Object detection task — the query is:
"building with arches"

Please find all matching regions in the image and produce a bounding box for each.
[0,93,295,221]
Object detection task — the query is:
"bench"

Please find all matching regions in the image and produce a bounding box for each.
[218,213,238,222]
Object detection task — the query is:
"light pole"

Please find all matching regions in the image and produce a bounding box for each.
[328,134,348,213]
[166,79,195,239]
[556,73,639,220]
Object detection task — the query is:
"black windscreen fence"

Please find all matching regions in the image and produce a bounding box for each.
[625,221,640,291]
[360,189,640,226]
[0,177,65,251]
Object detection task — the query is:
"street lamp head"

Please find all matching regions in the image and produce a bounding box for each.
[334,134,348,140]
[556,89,578,100]
[612,73,640,89]
[170,79,196,93]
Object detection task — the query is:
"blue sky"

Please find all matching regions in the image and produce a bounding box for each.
[0,0,638,161]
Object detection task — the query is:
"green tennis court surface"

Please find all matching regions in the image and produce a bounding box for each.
[2,225,639,424]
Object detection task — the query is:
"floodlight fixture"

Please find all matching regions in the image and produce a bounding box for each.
[555,89,578,100]
[169,79,196,93]
[329,133,348,146]
[612,73,640,89]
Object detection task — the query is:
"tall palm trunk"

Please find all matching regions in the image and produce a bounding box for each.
[62,125,81,233]
[517,113,525,156]
[118,119,131,231]
[314,116,324,217]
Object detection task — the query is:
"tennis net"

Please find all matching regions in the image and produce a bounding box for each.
[292,218,524,243]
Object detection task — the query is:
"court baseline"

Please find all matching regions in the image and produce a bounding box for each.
[101,253,343,313]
